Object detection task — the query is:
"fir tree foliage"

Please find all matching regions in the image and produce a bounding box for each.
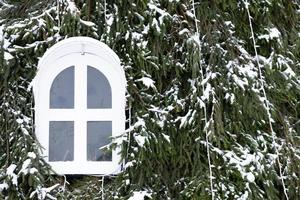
[0,0,300,199]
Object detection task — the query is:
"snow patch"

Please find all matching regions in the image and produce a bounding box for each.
[148,3,170,24]
[176,110,192,128]
[232,74,248,90]
[225,93,235,104]
[238,191,249,200]
[4,52,13,61]
[132,32,143,41]
[162,133,170,143]
[19,159,31,175]
[245,172,255,183]
[134,135,147,147]
[28,152,36,159]
[189,33,200,47]
[202,83,211,101]
[66,0,79,15]
[106,14,114,33]
[282,66,295,78]
[6,164,18,186]
[0,183,8,192]
[29,168,38,174]
[22,127,29,135]
[128,191,152,200]
[134,117,145,127]
[179,28,189,35]
[30,184,60,200]
[80,19,95,27]
[258,27,281,41]
[16,118,23,124]
[0,25,3,41]
[6,164,16,175]
[152,18,160,32]
[137,77,156,89]
[124,161,136,169]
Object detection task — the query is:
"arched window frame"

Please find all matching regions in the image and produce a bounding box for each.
[33,37,126,175]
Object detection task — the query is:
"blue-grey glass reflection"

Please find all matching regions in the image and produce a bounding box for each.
[50,66,74,108]
[49,121,74,161]
[87,121,112,161]
[87,66,112,108]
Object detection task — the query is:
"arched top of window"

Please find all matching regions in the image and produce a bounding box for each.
[50,66,74,108]
[87,66,111,108]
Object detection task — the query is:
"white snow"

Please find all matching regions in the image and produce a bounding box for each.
[0,25,3,41]
[224,93,235,104]
[37,18,46,28]
[1,25,12,50]
[6,164,17,175]
[176,110,192,128]
[142,25,150,35]
[134,135,147,147]
[66,0,79,15]
[29,168,38,174]
[124,161,135,169]
[162,133,170,143]
[190,33,201,47]
[282,66,296,78]
[137,77,156,89]
[226,60,258,80]
[245,172,255,183]
[238,191,249,200]
[148,3,170,24]
[106,13,114,26]
[179,28,190,35]
[80,19,95,27]
[223,149,260,184]
[268,27,281,38]
[148,106,167,114]
[128,191,152,200]
[16,118,23,124]
[0,0,13,8]
[198,98,205,108]
[6,164,18,186]
[21,127,29,135]
[202,83,211,101]
[28,152,37,159]
[133,117,148,146]
[224,21,235,28]
[152,18,160,32]
[6,22,27,30]
[19,159,31,175]
[239,63,257,79]
[0,183,8,192]
[232,74,248,90]
[134,117,146,129]
[186,10,194,19]
[132,32,143,41]
[258,27,281,41]
[30,184,60,200]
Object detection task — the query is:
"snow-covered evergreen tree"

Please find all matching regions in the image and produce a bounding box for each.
[1,0,300,199]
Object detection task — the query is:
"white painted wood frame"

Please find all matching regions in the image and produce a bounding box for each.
[33,37,126,175]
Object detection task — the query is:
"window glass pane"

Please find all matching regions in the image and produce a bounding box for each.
[49,121,74,161]
[87,66,112,108]
[50,66,74,108]
[87,121,112,161]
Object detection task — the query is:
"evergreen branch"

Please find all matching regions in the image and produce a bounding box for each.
[244,0,289,199]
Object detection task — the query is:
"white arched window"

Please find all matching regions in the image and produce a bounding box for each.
[33,37,126,174]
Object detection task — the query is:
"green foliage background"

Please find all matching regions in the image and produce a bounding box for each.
[0,0,300,199]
